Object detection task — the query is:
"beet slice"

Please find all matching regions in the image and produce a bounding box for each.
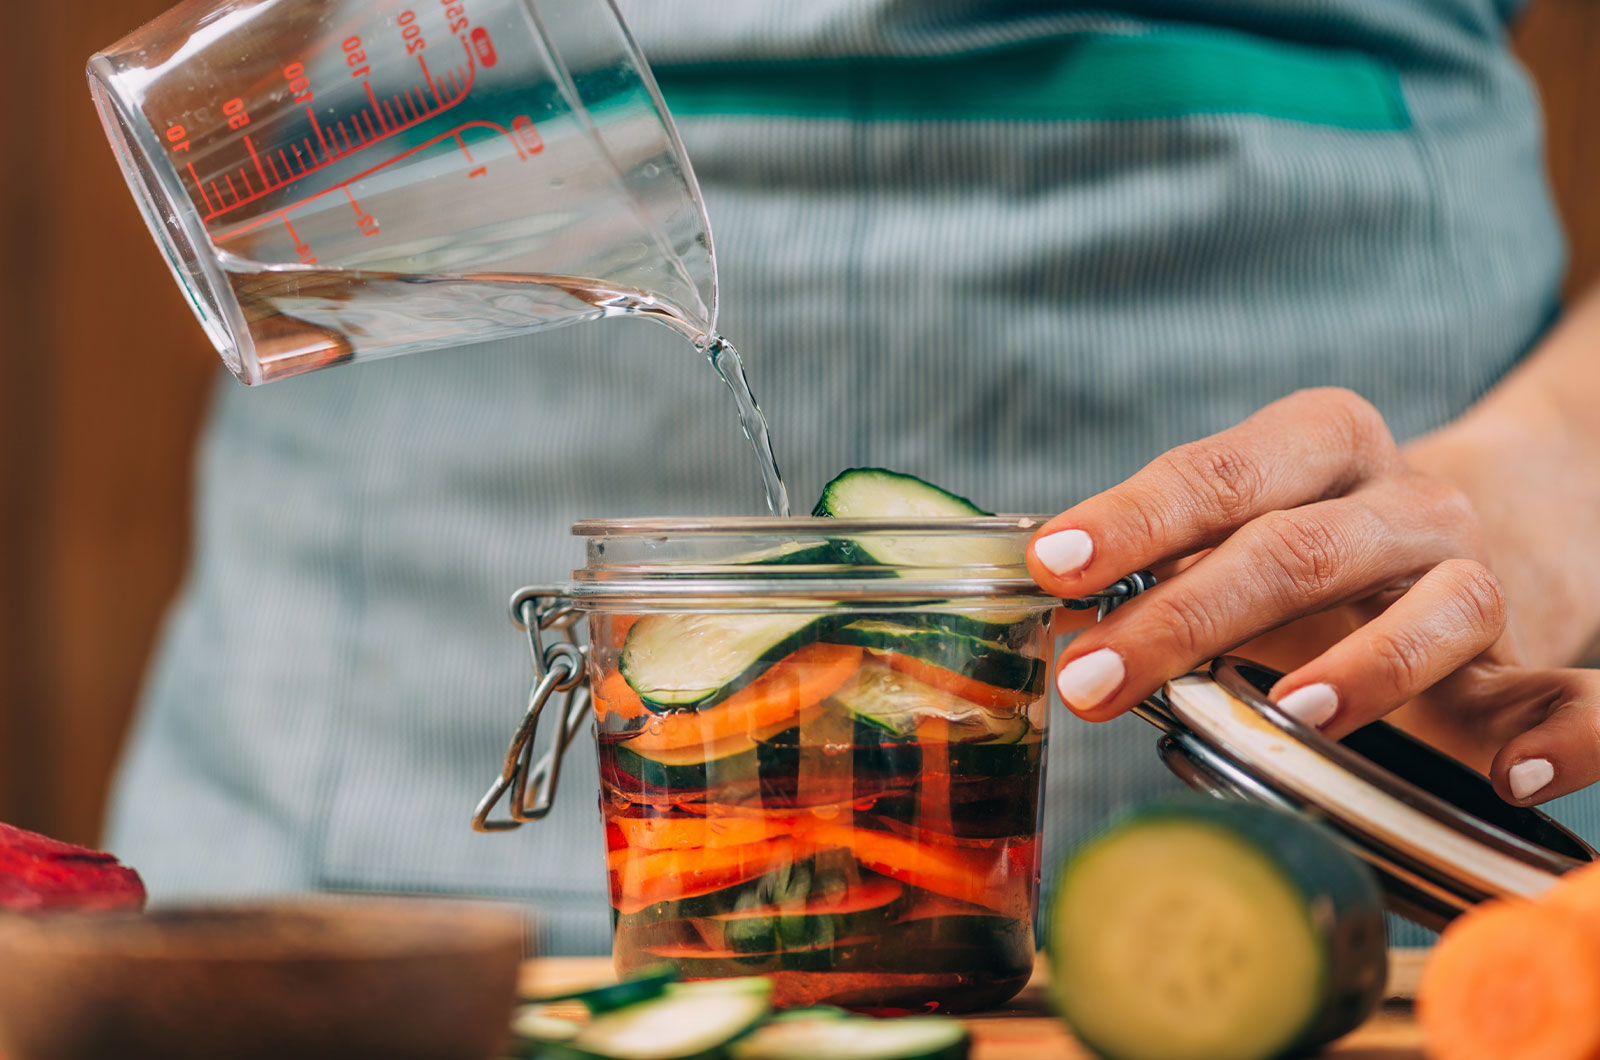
[0,821,147,912]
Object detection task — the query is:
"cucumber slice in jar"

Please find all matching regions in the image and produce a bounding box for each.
[620,612,834,711]
[823,619,1044,697]
[811,468,1021,571]
[557,978,773,1060]
[730,1015,972,1060]
[830,659,1031,741]
[1049,801,1387,1060]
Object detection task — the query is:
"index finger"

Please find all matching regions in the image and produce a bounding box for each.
[1027,388,1401,596]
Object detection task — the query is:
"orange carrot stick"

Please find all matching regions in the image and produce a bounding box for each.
[1418,899,1600,1060]
[612,815,796,851]
[625,643,862,754]
[885,652,1038,710]
[594,669,649,722]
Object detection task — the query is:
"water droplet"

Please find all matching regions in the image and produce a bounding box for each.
[641,162,661,178]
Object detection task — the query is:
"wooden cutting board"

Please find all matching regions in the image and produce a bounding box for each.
[519,950,1427,1059]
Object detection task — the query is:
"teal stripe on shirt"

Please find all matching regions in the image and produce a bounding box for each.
[653,28,1411,130]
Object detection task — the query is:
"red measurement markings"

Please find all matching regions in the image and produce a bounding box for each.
[245,136,267,183]
[308,108,332,159]
[419,55,442,107]
[365,81,391,132]
[213,117,539,244]
[198,36,482,226]
[188,163,215,213]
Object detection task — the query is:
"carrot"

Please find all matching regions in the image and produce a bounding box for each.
[789,820,1020,914]
[625,643,863,754]
[1543,860,1600,926]
[611,815,795,851]
[1417,899,1600,1060]
[594,669,649,722]
[885,652,1038,710]
[609,836,810,914]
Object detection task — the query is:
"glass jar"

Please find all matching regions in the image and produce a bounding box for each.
[483,517,1057,1012]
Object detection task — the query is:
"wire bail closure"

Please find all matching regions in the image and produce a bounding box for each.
[472,586,591,832]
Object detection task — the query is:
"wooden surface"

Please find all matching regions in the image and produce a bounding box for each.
[1,4,1598,848]
[519,951,1429,1059]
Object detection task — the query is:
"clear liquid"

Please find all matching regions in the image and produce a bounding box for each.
[228,266,790,515]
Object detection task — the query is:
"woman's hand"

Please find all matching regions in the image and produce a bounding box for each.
[1027,386,1600,806]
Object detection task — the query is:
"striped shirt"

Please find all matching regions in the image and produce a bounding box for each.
[108,0,1588,953]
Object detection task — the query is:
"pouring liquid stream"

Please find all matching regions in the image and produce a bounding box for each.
[229,263,791,516]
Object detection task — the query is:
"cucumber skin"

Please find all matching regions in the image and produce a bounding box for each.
[620,614,840,713]
[1049,800,1387,1060]
[811,468,993,520]
[823,621,1046,697]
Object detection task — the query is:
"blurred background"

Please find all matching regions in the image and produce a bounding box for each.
[2,1,1598,849]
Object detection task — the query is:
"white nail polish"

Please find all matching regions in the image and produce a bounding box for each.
[1509,758,1555,801]
[1275,683,1339,728]
[1056,648,1125,711]
[1034,529,1094,577]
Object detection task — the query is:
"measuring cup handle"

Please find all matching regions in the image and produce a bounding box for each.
[472,587,589,832]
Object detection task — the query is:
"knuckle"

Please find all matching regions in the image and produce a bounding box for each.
[1161,440,1265,522]
[1367,627,1433,694]
[1141,591,1223,663]
[1415,478,1482,550]
[1437,558,1508,637]
[1248,510,1346,600]
[1307,387,1393,454]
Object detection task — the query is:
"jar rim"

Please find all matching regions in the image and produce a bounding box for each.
[559,515,1058,610]
[570,515,1049,536]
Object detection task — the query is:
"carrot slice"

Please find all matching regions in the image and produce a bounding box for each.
[885,653,1038,711]
[594,669,649,722]
[1418,899,1600,1060]
[609,836,811,914]
[790,820,1018,913]
[1544,860,1600,925]
[625,643,863,754]
[612,815,796,851]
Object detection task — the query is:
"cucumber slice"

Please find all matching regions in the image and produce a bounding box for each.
[824,620,1045,697]
[730,1015,971,1060]
[524,963,679,1013]
[621,612,834,711]
[811,468,1020,571]
[560,978,773,1060]
[830,660,1031,741]
[701,874,906,954]
[511,1003,584,1043]
[1049,800,1387,1060]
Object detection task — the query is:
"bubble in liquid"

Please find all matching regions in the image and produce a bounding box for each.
[810,803,841,820]
[647,719,663,735]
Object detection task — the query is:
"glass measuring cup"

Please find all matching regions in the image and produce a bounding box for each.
[88,0,716,385]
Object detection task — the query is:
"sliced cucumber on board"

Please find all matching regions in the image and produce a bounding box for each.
[829,659,1031,742]
[730,1014,971,1060]
[548,978,773,1060]
[621,612,834,711]
[511,1003,584,1043]
[522,963,679,1013]
[823,619,1044,697]
[1049,800,1387,1060]
[811,468,1022,571]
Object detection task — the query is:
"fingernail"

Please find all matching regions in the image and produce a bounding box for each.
[1509,758,1555,801]
[1034,529,1094,577]
[1275,683,1339,728]
[1056,648,1125,712]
